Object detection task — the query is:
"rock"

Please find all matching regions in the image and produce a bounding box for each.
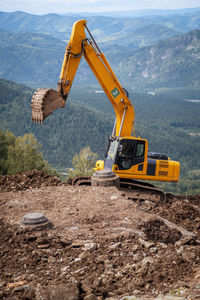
[84,242,98,251]
[79,250,90,259]
[194,271,200,279]
[132,245,139,252]
[158,242,168,249]
[109,242,122,250]
[92,277,102,288]
[115,271,123,280]
[95,255,105,264]
[58,239,72,247]
[138,238,155,249]
[6,281,27,289]
[0,281,6,289]
[176,246,184,255]
[74,268,86,275]
[139,200,156,211]
[72,240,84,248]
[132,253,141,262]
[48,256,56,263]
[37,244,50,249]
[61,266,69,272]
[70,258,81,264]
[149,247,158,254]
[36,283,80,300]
[181,247,197,261]
[82,280,93,294]
[138,257,154,275]
[110,195,118,200]
[101,276,108,285]
[175,236,199,247]
[13,284,31,293]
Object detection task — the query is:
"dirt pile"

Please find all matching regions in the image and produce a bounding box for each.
[139,218,182,244]
[152,196,200,236]
[0,170,62,192]
[0,172,200,299]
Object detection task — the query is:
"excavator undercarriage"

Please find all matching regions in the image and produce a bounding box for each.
[69,175,165,203]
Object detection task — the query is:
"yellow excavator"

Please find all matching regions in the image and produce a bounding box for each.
[31,19,180,194]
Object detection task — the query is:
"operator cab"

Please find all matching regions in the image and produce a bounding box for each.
[97,136,179,182]
[104,137,146,171]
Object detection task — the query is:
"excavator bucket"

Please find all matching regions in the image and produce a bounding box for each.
[31,88,66,123]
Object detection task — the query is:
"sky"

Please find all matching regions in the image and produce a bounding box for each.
[0,0,200,15]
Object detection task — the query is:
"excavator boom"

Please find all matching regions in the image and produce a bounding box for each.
[31,20,135,137]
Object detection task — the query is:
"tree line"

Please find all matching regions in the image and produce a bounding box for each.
[0,130,55,175]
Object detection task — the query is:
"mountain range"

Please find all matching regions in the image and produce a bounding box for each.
[0,18,200,88]
[67,7,200,18]
[0,10,200,90]
[1,10,200,35]
[114,29,200,88]
[0,10,200,89]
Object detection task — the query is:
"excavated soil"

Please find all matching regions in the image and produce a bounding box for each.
[0,171,200,299]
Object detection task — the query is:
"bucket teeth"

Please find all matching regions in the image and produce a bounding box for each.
[31,88,66,123]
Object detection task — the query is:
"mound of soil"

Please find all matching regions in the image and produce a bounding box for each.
[152,197,200,235]
[139,218,182,244]
[0,170,62,192]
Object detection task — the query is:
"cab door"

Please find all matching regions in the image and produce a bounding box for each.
[115,139,146,175]
[133,140,146,172]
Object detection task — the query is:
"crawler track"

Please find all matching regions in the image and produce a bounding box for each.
[119,179,165,202]
[72,176,91,186]
[70,175,165,202]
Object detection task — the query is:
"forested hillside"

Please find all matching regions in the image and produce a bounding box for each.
[0,31,65,87]
[112,29,200,88]
[0,79,113,166]
[0,79,200,194]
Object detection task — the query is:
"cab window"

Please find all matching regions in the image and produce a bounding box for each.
[136,142,145,157]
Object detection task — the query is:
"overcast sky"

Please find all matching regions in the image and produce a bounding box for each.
[1,0,200,15]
